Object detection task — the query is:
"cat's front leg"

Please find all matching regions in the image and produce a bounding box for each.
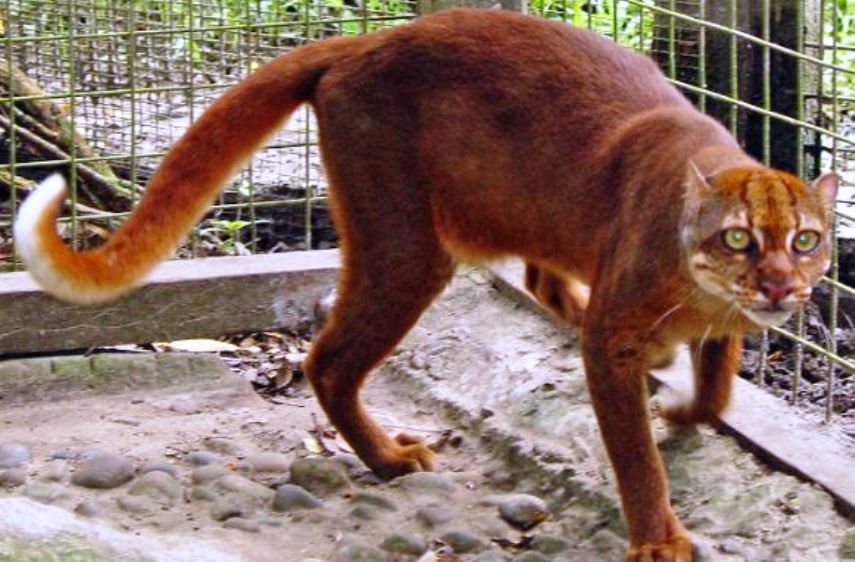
[582,318,692,561]
[659,335,742,425]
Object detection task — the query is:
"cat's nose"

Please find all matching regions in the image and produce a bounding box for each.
[759,280,794,302]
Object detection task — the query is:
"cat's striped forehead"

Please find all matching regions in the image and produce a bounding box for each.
[712,168,816,232]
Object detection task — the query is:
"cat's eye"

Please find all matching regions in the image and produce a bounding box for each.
[793,230,821,254]
[721,228,752,252]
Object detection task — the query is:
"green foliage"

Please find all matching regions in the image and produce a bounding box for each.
[200,218,254,256]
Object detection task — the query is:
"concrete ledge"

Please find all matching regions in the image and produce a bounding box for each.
[0,250,340,354]
[0,352,243,405]
[489,259,855,520]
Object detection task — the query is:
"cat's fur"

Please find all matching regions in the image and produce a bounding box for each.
[15,9,837,561]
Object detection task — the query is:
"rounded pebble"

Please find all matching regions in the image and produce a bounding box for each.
[71,454,135,489]
[140,460,179,478]
[215,474,275,501]
[497,494,550,530]
[531,534,570,555]
[38,462,68,483]
[190,485,218,502]
[128,470,182,505]
[273,484,323,512]
[242,452,290,474]
[380,532,428,556]
[116,495,153,514]
[416,504,457,528]
[356,504,387,521]
[74,501,101,517]
[210,497,247,521]
[351,492,398,512]
[289,458,351,496]
[0,443,31,469]
[187,451,223,466]
[394,472,456,495]
[330,453,366,476]
[192,464,229,484]
[333,542,388,562]
[441,530,486,553]
[24,482,67,504]
[223,517,261,533]
[0,469,27,488]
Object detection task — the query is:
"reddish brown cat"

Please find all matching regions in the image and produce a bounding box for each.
[15,9,837,561]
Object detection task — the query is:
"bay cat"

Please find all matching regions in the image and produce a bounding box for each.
[15,9,837,561]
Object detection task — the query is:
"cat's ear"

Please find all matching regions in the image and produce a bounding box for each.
[812,172,839,210]
[686,160,713,191]
[684,160,712,212]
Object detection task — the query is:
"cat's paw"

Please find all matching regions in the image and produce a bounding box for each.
[627,534,693,562]
[653,389,708,425]
[368,434,435,479]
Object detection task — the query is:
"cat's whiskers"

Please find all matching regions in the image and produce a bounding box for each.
[693,323,714,364]
[648,302,685,333]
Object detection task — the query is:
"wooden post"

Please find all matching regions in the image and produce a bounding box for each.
[653,0,820,174]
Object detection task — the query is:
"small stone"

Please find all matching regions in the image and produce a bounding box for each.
[718,538,743,555]
[203,437,246,457]
[513,552,549,562]
[71,454,135,489]
[214,474,275,502]
[350,505,379,521]
[192,464,229,484]
[187,451,223,466]
[38,462,68,483]
[840,530,855,559]
[117,495,154,514]
[242,452,290,474]
[394,472,456,495]
[273,484,323,512]
[74,501,101,517]
[531,534,570,555]
[330,453,366,476]
[128,470,182,505]
[289,458,351,496]
[497,494,550,530]
[472,551,511,562]
[190,486,218,502]
[140,460,179,478]
[416,505,457,528]
[0,469,27,488]
[380,532,428,556]
[0,443,31,469]
[351,492,398,512]
[441,530,486,553]
[333,542,388,562]
[24,482,67,504]
[210,497,247,521]
[223,517,261,533]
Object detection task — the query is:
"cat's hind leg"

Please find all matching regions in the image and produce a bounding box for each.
[524,263,588,327]
[303,129,455,477]
[659,335,741,425]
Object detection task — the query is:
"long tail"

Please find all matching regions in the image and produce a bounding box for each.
[14,34,373,304]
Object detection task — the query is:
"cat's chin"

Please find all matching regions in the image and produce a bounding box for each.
[741,308,794,327]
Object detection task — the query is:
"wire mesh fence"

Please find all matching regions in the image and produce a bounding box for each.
[0,0,852,424]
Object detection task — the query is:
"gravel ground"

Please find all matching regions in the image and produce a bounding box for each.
[0,269,853,561]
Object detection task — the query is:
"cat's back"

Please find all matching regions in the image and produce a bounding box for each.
[330,8,687,117]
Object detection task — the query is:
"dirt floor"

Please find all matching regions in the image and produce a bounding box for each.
[1,268,854,561]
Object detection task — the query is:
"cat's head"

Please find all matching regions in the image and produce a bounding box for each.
[681,164,838,327]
